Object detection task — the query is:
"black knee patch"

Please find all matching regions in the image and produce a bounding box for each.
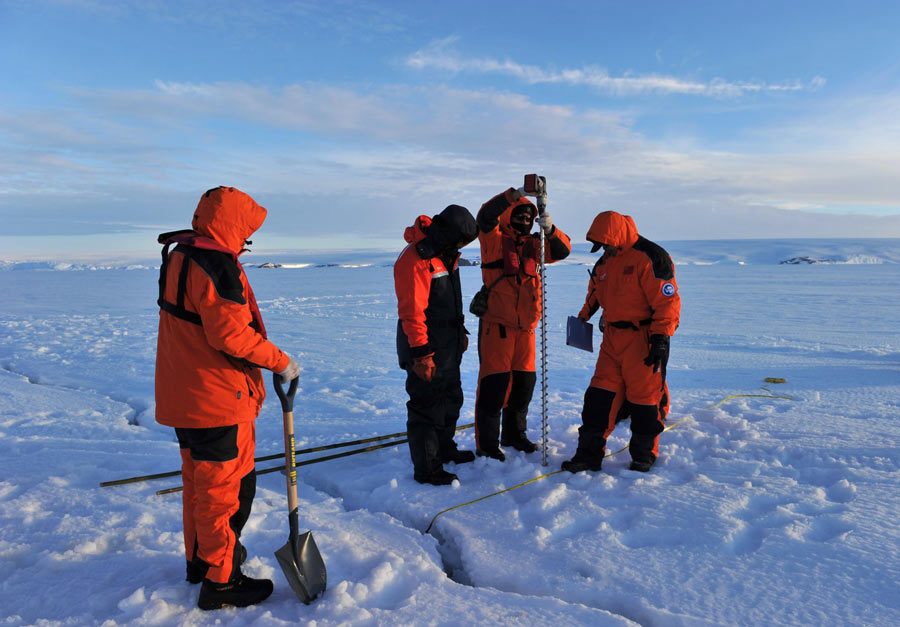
[582,387,616,431]
[507,371,536,408]
[630,403,664,435]
[477,372,511,414]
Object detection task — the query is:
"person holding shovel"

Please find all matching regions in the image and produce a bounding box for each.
[472,180,571,461]
[155,186,299,610]
[562,210,680,474]
[395,204,478,485]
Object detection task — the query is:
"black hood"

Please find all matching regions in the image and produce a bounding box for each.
[415,204,477,259]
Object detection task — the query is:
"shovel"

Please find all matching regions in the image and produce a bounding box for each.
[273,373,327,604]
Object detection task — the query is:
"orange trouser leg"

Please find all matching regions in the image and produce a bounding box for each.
[475,322,535,448]
[176,422,256,584]
[590,326,665,406]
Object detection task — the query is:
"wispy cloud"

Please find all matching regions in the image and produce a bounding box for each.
[1,77,897,241]
[406,37,826,98]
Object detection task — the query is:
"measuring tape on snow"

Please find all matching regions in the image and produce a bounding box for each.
[424,387,793,534]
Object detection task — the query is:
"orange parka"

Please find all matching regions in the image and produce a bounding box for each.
[579,211,680,337]
[477,189,572,330]
[155,187,290,429]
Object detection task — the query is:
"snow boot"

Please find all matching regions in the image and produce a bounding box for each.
[441,444,476,464]
[562,387,614,473]
[500,432,538,453]
[629,459,654,472]
[197,573,274,610]
[414,468,458,485]
[476,446,506,462]
[561,454,603,473]
[187,543,246,584]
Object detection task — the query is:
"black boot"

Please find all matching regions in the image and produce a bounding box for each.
[414,468,459,485]
[629,458,655,472]
[562,453,603,473]
[187,544,246,584]
[500,432,538,453]
[441,443,476,464]
[563,387,614,473]
[197,573,274,610]
[476,447,506,461]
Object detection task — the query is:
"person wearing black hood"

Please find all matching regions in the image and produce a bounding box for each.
[395,205,479,485]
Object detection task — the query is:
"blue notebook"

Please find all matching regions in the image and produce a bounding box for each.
[566,316,593,352]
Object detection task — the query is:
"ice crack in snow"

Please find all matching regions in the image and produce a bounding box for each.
[0,363,147,425]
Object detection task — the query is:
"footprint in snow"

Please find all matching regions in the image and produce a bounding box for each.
[825,479,857,503]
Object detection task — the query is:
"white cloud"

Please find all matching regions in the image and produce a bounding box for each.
[406,38,826,98]
[1,77,897,241]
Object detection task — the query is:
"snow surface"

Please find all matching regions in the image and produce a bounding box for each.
[1,239,899,626]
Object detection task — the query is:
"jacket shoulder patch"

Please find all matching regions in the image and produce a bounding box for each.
[633,236,674,280]
[181,246,246,305]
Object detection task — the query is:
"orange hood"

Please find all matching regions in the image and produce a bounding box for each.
[191,187,268,254]
[498,198,537,239]
[404,215,431,244]
[586,211,639,251]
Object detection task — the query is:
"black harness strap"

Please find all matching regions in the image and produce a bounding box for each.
[158,244,202,326]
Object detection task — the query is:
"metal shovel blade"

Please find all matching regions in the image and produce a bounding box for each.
[275,530,327,604]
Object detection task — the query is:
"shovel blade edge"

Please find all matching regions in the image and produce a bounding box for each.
[275,531,327,604]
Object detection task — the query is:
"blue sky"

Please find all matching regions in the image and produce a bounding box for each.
[2,0,899,258]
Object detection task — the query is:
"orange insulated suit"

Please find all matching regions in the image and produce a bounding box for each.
[473,188,571,456]
[565,211,680,473]
[155,186,290,585]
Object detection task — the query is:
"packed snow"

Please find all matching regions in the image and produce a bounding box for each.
[1,239,899,626]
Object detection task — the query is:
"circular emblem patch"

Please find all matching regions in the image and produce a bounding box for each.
[661,282,676,297]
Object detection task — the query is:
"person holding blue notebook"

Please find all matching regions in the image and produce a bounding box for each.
[563,211,681,474]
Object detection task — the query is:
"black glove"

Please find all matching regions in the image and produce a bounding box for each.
[643,334,669,373]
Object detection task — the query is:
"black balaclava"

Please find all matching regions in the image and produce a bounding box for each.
[510,205,535,236]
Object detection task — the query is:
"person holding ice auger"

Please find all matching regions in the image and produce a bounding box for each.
[472,178,571,461]
[563,210,680,474]
[395,204,479,485]
[155,186,300,610]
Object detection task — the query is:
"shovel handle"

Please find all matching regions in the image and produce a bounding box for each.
[273,373,299,412]
[274,373,301,517]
